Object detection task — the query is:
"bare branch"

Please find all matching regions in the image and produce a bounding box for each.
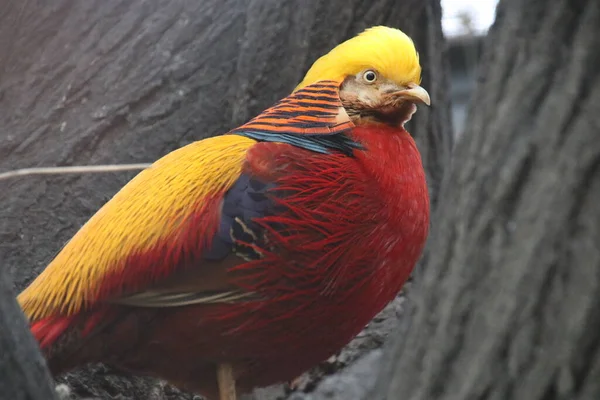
[0,164,151,181]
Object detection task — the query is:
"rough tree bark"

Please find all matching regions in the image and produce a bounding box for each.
[0,268,57,400]
[0,1,451,399]
[374,0,600,399]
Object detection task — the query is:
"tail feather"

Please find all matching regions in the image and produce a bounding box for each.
[29,310,113,375]
[31,315,75,350]
[28,306,157,376]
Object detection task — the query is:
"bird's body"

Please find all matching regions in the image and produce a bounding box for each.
[18,26,431,399]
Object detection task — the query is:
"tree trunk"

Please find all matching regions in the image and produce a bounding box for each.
[0,1,451,399]
[0,268,57,400]
[374,0,600,399]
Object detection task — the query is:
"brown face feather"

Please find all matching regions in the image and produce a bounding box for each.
[340,90,417,127]
[338,71,425,127]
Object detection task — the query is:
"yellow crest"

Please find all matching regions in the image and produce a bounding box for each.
[295,26,422,91]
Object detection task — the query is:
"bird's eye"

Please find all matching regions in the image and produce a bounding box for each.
[363,70,377,83]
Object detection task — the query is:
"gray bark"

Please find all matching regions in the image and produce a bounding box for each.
[374,0,600,399]
[0,1,451,399]
[0,268,57,400]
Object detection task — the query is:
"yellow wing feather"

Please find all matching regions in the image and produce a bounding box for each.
[18,135,257,321]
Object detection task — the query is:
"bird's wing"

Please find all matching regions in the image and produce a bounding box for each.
[18,134,258,321]
[18,81,360,321]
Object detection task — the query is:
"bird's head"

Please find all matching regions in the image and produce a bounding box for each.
[294,26,430,127]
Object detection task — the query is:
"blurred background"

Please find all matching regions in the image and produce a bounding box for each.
[442,0,498,137]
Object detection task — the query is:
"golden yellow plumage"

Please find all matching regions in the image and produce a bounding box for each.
[295,26,422,91]
[18,135,257,321]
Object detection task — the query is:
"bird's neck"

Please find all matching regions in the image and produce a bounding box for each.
[351,124,429,214]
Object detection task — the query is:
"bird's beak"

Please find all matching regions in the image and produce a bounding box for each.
[392,83,431,106]
[375,83,431,127]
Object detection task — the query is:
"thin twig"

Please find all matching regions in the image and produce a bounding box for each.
[0,164,152,181]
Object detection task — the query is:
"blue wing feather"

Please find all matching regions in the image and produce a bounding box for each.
[203,174,277,262]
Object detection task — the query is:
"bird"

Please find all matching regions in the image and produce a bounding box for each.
[17,25,431,400]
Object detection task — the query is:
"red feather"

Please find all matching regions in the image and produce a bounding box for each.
[108,124,430,391]
[93,196,224,303]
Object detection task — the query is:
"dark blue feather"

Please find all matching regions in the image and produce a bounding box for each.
[233,131,364,156]
[203,174,278,262]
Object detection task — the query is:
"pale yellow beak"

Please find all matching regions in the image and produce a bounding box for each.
[397,83,431,106]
